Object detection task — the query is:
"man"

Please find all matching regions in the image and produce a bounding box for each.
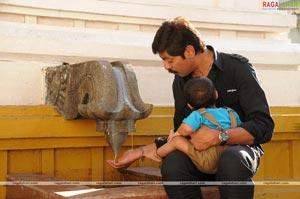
[108,17,274,199]
[154,77,242,175]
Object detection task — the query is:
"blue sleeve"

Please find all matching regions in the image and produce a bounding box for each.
[182,111,203,132]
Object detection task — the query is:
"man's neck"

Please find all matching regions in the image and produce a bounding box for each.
[208,104,217,108]
[192,49,214,77]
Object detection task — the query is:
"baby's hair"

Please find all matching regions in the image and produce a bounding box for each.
[184,77,216,109]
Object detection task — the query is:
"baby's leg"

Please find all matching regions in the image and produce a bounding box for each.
[156,136,190,158]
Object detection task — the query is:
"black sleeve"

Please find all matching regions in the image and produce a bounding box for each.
[235,61,274,144]
[172,75,192,131]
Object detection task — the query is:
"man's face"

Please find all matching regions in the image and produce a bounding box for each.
[159,51,194,77]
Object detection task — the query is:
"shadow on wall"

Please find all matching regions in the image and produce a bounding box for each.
[289,27,300,43]
[288,12,300,43]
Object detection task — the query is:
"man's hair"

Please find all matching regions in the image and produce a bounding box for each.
[184,77,216,109]
[152,17,206,58]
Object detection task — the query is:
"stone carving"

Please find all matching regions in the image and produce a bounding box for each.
[45,60,153,155]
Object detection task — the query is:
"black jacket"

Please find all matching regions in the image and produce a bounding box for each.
[172,46,274,149]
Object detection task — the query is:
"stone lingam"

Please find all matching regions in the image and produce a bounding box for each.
[45,60,153,159]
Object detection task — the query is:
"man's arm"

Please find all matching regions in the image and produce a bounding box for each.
[214,54,274,145]
[234,61,274,145]
[177,123,194,136]
[190,125,254,151]
[226,127,255,145]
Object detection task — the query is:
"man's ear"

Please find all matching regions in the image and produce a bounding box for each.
[184,45,195,58]
[187,103,194,110]
[215,91,218,100]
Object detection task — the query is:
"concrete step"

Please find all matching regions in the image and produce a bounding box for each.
[119,166,162,181]
[119,167,300,199]
[7,171,300,199]
[7,173,167,199]
[119,166,220,199]
[7,173,90,199]
[7,171,220,199]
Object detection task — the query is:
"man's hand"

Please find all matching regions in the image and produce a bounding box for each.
[190,125,220,151]
[190,126,255,151]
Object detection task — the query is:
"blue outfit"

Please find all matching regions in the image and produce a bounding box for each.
[182,107,242,132]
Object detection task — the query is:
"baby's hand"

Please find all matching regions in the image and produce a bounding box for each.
[167,130,180,142]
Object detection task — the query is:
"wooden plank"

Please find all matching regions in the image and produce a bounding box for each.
[0,106,298,139]
[0,116,172,138]
[0,136,158,150]
[0,151,7,198]
[263,141,291,179]
[272,115,300,133]
[42,149,54,176]
[270,106,300,114]
[91,147,103,181]
[0,105,59,116]
[291,141,300,178]
[0,106,298,117]
[55,148,92,181]
[8,150,42,174]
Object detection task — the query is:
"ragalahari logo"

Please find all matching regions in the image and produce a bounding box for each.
[262,0,279,9]
[262,0,300,10]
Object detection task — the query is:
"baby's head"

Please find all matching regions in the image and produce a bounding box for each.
[184,77,217,110]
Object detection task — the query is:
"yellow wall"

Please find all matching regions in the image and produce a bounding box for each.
[0,106,299,198]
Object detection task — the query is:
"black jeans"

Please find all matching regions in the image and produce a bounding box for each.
[161,145,260,199]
